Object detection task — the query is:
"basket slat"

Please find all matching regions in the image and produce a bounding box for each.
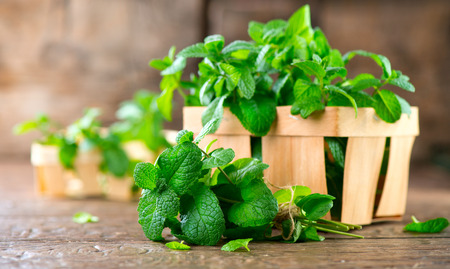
[34,165,66,197]
[262,136,293,191]
[341,137,386,225]
[262,136,327,195]
[375,136,416,217]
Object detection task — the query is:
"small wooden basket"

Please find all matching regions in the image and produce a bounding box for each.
[183,106,419,225]
[31,143,103,198]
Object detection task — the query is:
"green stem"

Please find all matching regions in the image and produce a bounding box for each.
[314,223,349,232]
[176,88,187,99]
[199,148,234,185]
[317,219,362,230]
[216,196,240,204]
[314,226,364,239]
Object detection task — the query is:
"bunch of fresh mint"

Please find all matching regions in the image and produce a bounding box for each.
[133,121,363,245]
[151,4,414,137]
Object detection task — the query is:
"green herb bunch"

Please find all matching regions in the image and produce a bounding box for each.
[151,4,414,136]
[64,108,129,177]
[14,113,64,145]
[110,90,170,153]
[133,121,362,246]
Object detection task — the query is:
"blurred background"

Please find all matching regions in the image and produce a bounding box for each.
[1,0,449,167]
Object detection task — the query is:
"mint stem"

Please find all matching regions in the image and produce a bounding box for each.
[199,148,234,185]
[314,226,364,239]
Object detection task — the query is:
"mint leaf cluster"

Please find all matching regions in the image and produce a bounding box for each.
[133,129,278,245]
[152,4,415,137]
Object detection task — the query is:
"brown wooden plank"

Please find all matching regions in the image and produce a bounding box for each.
[183,106,419,137]
[291,137,328,195]
[341,137,386,225]
[262,136,292,192]
[375,136,416,217]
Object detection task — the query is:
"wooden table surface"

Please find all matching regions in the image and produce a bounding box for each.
[1,161,449,268]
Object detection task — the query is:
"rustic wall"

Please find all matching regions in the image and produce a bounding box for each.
[1,0,449,163]
[0,0,203,159]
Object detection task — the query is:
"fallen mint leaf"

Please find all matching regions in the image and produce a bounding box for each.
[72,212,99,224]
[165,241,191,250]
[221,238,253,252]
[404,216,449,233]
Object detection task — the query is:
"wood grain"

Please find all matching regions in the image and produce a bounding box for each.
[376,136,416,217]
[341,137,386,225]
[183,106,419,137]
[262,136,293,191]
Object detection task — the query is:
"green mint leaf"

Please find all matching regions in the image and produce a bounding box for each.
[133,162,159,190]
[160,57,186,76]
[285,5,312,40]
[291,80,324,118]
[343,50,392,78]
[293,60,326,80]
[237,68,256,99]
[326,49,345,67]
[178,43,209,58]
[255,45,271,71]
[156,188,180,218]
[200,96,226,135]
[222,40,255,55]
[168,46,176,61]
[13,120,38,135]
[325,85,358,118]
[248,21,264,43]
[325,67,347,80]
[199,78,215,105]
[72,212,99,224]
[230,94,277,136]
[230,50,250,60]
[221,238,253,252]
[176,130,194,144]
[205,139,218,154]
[180,184,225,245]
[313,28,330,57]
[273,186,312,204]
[389,77,415,92]
[137,189,178,241]
[262,19,287,44]
[149,59,170,71]
[227,178,278,227]
[157,142,203,195]
[165,241,191,250]
[220,63,241,86]
[324,137,345,168]
[296,193,335,221]
[404,216,449,233]
[156,88,175,121]
[215,158,269,185]
[204,34,225,53]
[396,94,412,115]
[59,140,77,169]
[214,77,226,96]
[344,73,381,91]
[102,144,129,177]
[195,118,220,145]
[373,90,402,123]
[223,226,268,241]
[300,226,324,242]
[202,148,235,170]
[137,189,179,241]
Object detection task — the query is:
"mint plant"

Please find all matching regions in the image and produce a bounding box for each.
[133,122,363,246]
[110,90,170,153]
[151,4,414,137]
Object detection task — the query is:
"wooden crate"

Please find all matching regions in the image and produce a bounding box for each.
[31,143,103,198]
[183,106,419,225]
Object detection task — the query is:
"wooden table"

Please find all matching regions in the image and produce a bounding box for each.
[1,161,449,268]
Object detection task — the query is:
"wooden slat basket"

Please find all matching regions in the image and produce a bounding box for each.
[183,106,419,225]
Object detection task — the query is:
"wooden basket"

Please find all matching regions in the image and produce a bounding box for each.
[31,143,103,198]
[183,106,419,225]
[31,143,66,197]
